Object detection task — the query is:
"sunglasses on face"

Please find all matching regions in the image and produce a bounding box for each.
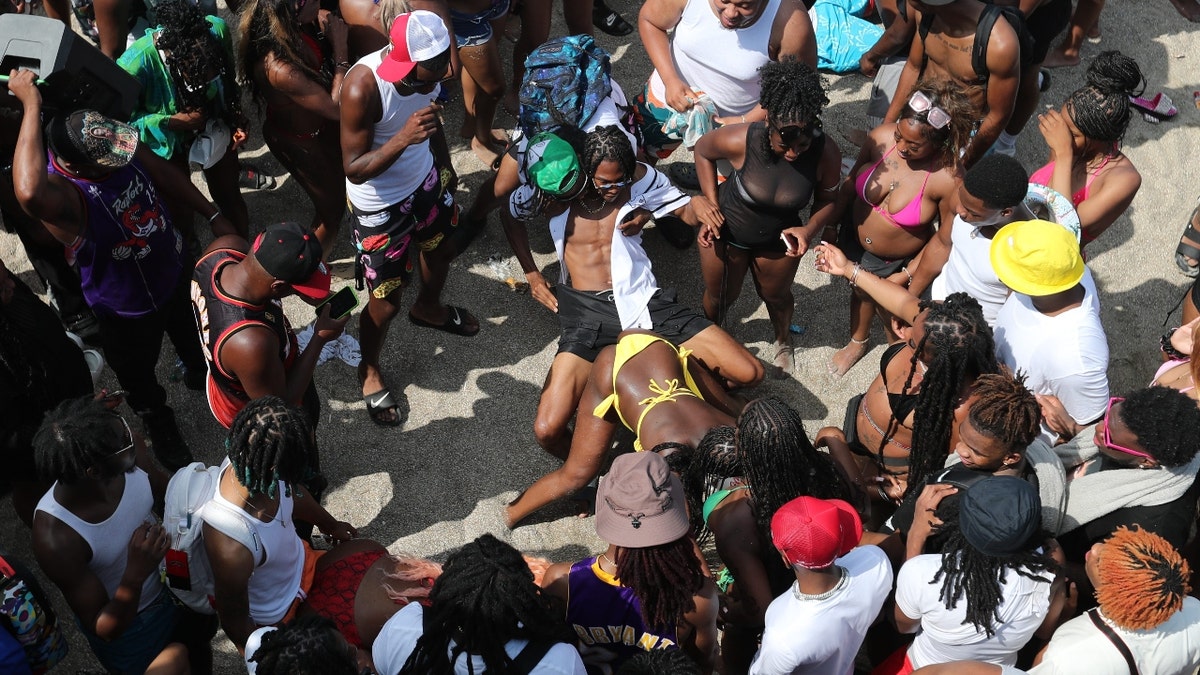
[774,124,819,145]
[402,53,452,88]
[1101,397,1153,460]
[111,415,136,458]
[592,176,632,191]
[907,91,951,130]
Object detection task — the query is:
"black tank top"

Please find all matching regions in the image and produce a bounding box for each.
[717,122,824,250]
[190,248,297,404]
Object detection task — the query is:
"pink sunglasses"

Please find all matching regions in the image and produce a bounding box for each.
[1101,397,1152,460]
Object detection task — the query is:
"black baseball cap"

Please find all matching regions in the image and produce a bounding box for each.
[251,223,330,300]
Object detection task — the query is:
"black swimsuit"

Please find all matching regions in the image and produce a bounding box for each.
[716,122,824,252]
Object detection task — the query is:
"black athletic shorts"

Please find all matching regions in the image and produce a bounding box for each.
[1023,0,1072,65]
[555,285,712,362]
[838,224,912,279]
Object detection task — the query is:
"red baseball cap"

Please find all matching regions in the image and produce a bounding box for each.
[771,496,862,569]
[377,10,451,83]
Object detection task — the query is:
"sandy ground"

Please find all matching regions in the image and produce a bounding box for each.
[2,0,1199,670]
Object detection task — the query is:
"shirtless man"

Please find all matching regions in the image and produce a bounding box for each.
[504,125,763,476]
[883,0,1021,167]
[637,0,816,164]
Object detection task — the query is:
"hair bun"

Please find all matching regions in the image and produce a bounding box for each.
[1086,50,1146,98]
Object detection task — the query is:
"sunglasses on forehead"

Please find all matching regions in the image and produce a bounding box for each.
[907,91,951,130]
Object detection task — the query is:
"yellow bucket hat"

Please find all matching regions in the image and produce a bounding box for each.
[990,219,1085,297]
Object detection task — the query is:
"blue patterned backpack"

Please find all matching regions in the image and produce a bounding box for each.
[517,35,613,137]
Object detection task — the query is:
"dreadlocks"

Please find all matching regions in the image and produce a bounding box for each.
[758,58,827,130]
[237,0,330,105]
[1095,526,1191,631]
[398,534,572,674]
[737,398,850,539]
[898,78,975,164]
[1066,51,1145,144]
[682,425,738,545]
[1118,386,1200,467]
[649,441,694,476]
[226,396,316,498]
[616,648,702,675]
[614,536,704,634]
[583,125,636,179]
[249,615,357,675]
[33,397,123,484]
[966,371,1041,453]
[901,293,998,496]
[930,498,1054,637]
[155,0,242,122]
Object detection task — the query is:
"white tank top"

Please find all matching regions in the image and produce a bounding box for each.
[210,460,305,625]
[930,215,1009,326]
[649,0,782,116]
[35,469,161,613]
[344,48,439,212]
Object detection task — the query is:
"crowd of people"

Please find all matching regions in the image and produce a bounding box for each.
[1,0,1199,671]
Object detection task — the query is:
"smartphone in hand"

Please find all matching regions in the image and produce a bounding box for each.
[315,286,358,320]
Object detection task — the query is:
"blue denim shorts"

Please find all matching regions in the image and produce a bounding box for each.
[451,0,510,47]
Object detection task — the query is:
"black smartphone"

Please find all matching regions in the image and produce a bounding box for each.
[315,286,358,320]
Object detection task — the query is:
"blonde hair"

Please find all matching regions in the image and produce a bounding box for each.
[377,0,414,33]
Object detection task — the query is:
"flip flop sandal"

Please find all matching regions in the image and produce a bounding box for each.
[668,162,701,191]
[592,1,633,36]
[238,164,278,190]
[363,388,404,427]
[1130,92,1178,120]
[1176,202,1200,278]
[491,138,515,171]
[408,305,481,336]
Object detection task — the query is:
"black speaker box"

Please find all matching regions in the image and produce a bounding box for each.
[0,14,141,120]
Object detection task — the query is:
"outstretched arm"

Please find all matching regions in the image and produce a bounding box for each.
[813,242,922,324]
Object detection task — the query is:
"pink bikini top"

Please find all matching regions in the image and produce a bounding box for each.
[855,145,931,230]
[1029,155,1112,207]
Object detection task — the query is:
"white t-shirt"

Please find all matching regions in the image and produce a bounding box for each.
[372,602,587,675]
[1028,599,1200,675]
[895,553,1052,669]
[930,216,1009,326]
[749,546,893,675]
[993,268,1108,444]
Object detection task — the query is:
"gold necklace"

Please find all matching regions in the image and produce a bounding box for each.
[578,193,607,214]
[599,552,618,571]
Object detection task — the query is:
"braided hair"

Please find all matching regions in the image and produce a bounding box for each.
[398,534,573,674]
[226,396,316,498]
[737,398,851,539]
[682,425,739,545]
[32,397,123,484]
[614,536,705,634]
[898,78,975,165]
[758,58,827,130]
[1095,525,1191,631]
[583,125,636,180]
[237,0,330,106]
[155,0,242,123]
[1065,51,1145,144]
[1119,386,1200,468]
[249,616,357,675]
[649,441,694,476]
[900,293,998,496]
[616,648,702,675]
[930,498,1054,637]
[966,371,1041,454]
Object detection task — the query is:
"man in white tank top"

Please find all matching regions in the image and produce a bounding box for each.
[635,0,817,162]
[31,397,204,673]
[340,10,479,427]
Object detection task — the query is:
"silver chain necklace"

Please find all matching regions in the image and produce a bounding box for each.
[791,565,847,602]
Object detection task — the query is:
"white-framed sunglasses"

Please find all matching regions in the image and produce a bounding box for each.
[111,415,136,458]
[907,91,951,130]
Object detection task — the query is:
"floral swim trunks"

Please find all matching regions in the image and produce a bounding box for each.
[349,160,459,299]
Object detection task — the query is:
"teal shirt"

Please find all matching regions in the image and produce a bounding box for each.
[117,15,235,160]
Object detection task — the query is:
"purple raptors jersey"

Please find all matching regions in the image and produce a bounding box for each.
[565,557,678,671]
[47,152,182,318]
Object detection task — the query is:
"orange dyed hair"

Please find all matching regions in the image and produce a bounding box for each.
[1094,526,1191,631]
